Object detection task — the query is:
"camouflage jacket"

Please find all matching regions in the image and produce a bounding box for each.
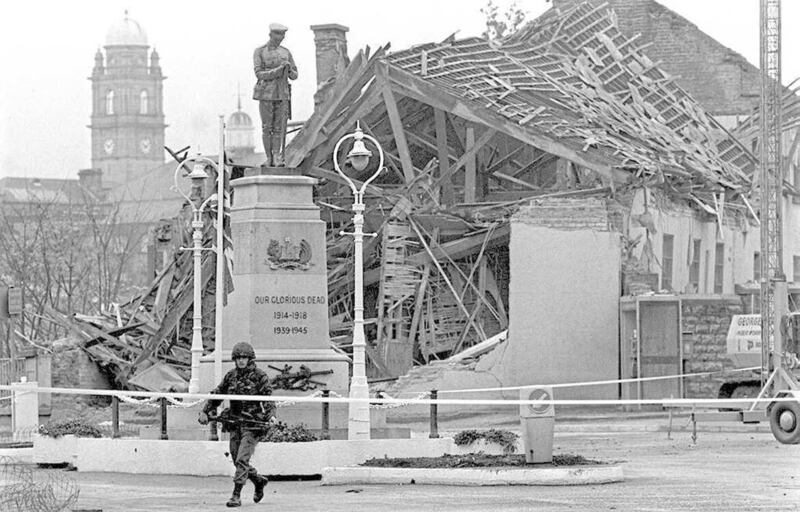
[203,362,274,423]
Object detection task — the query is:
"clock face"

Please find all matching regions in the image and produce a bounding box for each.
[140,138,152,154]
[103,138,114,155]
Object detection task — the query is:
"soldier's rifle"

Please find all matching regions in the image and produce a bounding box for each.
[208,410,272,430]
[268,364,333,391]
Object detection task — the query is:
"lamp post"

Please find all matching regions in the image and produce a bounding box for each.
[173,156,217,394]
[333,122,384,440]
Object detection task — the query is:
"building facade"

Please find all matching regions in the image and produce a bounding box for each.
[89,12,166,188]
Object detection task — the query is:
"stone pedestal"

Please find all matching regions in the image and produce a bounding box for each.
[200,170,351,428]
[12,381,39,441]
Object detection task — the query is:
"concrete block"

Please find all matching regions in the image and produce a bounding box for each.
[320,465,624,486]
[33,435,512,476]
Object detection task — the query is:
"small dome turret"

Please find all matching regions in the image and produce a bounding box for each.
[105,11,148,47]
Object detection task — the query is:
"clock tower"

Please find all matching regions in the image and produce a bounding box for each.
[90,12,166,187]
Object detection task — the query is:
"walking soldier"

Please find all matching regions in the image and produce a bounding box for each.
[199,341,274,507]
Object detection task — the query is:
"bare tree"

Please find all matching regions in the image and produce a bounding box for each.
[481,0,529,40]
[0,185,146,342]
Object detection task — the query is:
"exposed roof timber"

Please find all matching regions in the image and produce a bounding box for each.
[435,107,456,204]
[435,127,497,188]
[306,86,384,169]
[381,62,629,185]
[286,45,389,167]
[378,74,415,183]
[404,129,458,163]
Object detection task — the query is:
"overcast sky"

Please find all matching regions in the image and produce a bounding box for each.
[1,0,798,180]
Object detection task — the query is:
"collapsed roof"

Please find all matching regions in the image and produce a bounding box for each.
[288,0,756,208]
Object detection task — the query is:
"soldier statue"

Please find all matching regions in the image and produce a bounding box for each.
[253,23,298,167]
[198,342,274,507]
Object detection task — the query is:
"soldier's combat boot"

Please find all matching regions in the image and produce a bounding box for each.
[250,474,269,503]
[226,483,244,508]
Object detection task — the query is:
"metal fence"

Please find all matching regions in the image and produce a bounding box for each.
[0,358,28,409]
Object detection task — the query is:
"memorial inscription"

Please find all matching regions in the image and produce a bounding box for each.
[252,293,327,339]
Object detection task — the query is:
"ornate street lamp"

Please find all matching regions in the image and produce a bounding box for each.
[333,122,384,440]
[173,156,217,393]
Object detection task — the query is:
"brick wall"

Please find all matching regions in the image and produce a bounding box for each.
[552,0,760,116]
[513,197,612,231]
[681,297,743,397]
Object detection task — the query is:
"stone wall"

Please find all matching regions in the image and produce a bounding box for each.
[49,346,114,420]
[681,296,743,398]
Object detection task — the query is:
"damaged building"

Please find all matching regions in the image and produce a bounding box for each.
[16,0,800,420]
[283,0,799,401]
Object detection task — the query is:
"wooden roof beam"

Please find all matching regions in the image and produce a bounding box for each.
[435,108,456,205]
[382,63,628,185]
[377,65,416,184]
[435,126,497,188]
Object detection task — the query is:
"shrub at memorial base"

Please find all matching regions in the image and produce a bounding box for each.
[361,453,604,468]
[261,421,318,443]
[39,418,103,438]
[454,429,519,454]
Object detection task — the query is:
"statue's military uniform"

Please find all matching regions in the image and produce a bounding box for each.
[202,342,273,507]
[253,25,297,166]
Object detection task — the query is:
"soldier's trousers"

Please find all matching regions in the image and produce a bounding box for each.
[259,100,289,166]
[229,428,260,484]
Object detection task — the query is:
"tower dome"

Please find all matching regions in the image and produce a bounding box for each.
[226,95,255,155]
[228,110,253,128]
[106,11,148,46]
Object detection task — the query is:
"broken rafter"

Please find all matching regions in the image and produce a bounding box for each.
[384,64,626,184]
[408,217,487,342]
[377,64,416,184]
[434,108,456,204]
[435,126,497,189]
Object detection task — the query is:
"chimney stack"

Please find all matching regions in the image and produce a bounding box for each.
[78,168,103,195]
[310,24,350,106]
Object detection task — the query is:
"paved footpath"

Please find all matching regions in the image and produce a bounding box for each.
[60,427,800,512]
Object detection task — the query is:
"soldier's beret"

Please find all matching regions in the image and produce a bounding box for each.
[269,23,288,33]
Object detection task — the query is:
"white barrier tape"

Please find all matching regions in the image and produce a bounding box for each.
[0,395,12,402]
[0,384,796,407]
[431,366,763,395]
[117,395,204,409]
[275,389,324,408]
[165,397,204,408]
[117,395,160,406]
[371,391,430,409]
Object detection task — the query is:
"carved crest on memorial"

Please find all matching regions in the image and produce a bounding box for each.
[266,237,312,270]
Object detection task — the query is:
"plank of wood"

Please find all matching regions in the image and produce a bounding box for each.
[129,255,216,376]
[464,126,477,203]
[153,266,175,322]
[406,224,510,267]
[492,171,540,190]
[285,49,385,167]
[408,217,486,341]
[312,86,385,166]
[435,126,496,188]
[378,70,416,184]
[434,108,456,205]
[406,227,437,351]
